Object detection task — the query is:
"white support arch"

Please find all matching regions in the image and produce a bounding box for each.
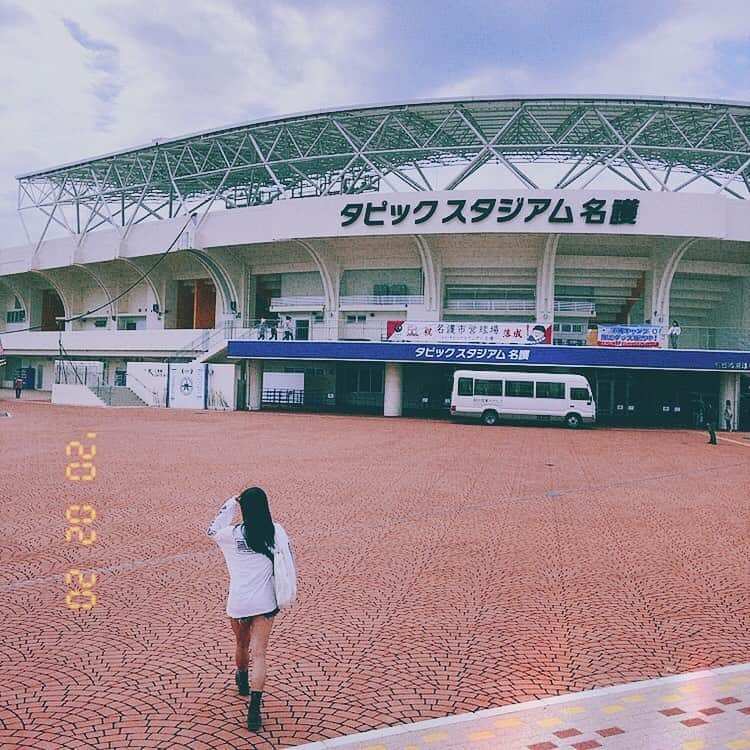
[73,264,117,323]
[30,270,72,325]
[183,250,239,317]
[654,237,699,323]
[0,279,31,323]
[413,235,440,313]
[536,234,559,323]
[115,258,163,313]
[293,239,339,317]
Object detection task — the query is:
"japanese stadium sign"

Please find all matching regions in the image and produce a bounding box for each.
[597,325,661,348]
[227,340,750,372]
[341,195,639,230]
[386,320,552,345]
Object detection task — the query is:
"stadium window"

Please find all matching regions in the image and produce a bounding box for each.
[357,315,366,323]
[457,377,473,396]
[474,379,503,396]
[536,381,565,399]
[6,310,26,323]
[346,315,356,323]
[506,380,533,398]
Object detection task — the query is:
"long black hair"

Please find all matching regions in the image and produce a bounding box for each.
[237,486,275,561]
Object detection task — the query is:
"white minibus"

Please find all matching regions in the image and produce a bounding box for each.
[450,370,596,428]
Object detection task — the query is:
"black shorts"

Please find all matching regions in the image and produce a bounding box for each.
[235,607,279,624]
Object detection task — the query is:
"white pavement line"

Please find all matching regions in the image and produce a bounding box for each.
[296,663,750,748]
[0,549,217,591]
[3,456,747,592]
[718,435,750,447]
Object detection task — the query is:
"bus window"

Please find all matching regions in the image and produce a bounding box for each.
[475,379,503,396]
[457,377,474,396]
[536,382,565,399]
[570,387,591,401]
[506,380,533,398]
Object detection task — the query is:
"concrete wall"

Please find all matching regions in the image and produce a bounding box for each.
[280,271,324,296]
[52,384,105,406]
[340,268,422,296]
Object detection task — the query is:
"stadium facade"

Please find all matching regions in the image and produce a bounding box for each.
[1,96,749,427]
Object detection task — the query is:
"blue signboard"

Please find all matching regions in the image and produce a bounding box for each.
[227,340,750,372]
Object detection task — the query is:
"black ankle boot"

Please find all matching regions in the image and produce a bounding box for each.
[235,670,249,696]
[247,690,262,731]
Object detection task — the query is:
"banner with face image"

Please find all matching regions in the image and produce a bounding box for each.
[386,320,552,345]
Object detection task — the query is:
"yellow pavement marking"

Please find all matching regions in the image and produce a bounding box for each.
[623,694,646,703]
[423,731,450,742]
[537,717,562,728]
[468,730,496,741]
[603,704,624,713]
[682,741,707,750]
[404,746,420,750]
[679,684,700,693]
[662,693,683,701]
[731,675,750,683]
[725,740,750,749]
[361,745,387,750]
[562,705,586,715]
[494,717,522,729]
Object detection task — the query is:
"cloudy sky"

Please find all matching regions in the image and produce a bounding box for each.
[1,0,749,248]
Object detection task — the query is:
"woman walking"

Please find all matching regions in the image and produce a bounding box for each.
[207,487,289,731]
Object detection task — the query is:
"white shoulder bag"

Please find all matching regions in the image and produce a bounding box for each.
[272,523,297,609]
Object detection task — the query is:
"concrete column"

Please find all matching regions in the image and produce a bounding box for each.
[535,234,558,324]
[383,362,403,417]
[719,372,740,431]
[247,359,263,411]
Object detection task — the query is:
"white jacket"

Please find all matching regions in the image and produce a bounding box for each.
[207,497,279,618]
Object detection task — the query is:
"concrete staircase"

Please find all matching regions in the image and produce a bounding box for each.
[88,385,148,407]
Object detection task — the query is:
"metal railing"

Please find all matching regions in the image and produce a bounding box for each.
[673,326,750,352]
[340,295,424,307]
[445,299,595,314]
[269,296,325,310]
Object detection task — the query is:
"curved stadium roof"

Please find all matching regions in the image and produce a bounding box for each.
[17,96,750,242]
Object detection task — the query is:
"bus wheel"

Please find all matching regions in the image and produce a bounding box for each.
[481,410,499,426]
[565,413,582,429]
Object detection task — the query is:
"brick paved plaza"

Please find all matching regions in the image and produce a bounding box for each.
[1,402,748,748]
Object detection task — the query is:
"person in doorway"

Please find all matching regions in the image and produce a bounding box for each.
[269,319,278,340]
[257,319,267,340]
[668,320,681,348]
[282,316,294,341]
[14,376,23,399]
[207,487,292,732]
[704,401,717,444]
[723,399,733,432]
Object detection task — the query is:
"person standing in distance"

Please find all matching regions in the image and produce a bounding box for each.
[14,375,23,399]
[723,400,733,432]
[667,320,681,349]
[704,401,717,444]
[207,487,292,732]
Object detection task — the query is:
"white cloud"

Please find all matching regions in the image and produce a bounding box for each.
[429,0,750,101]
[0,0,384,248]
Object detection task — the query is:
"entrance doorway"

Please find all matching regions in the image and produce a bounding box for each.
[175,279,216,329]
[41,289,65,331]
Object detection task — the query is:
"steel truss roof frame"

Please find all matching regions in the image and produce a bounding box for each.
[17,97,750,249]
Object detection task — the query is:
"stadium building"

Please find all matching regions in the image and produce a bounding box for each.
[1,96,749,427]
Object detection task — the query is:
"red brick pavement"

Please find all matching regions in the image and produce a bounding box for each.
[0,403,748,748]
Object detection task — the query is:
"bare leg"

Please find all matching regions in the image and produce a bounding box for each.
[230,618,252,670]
[249,616,275,691]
